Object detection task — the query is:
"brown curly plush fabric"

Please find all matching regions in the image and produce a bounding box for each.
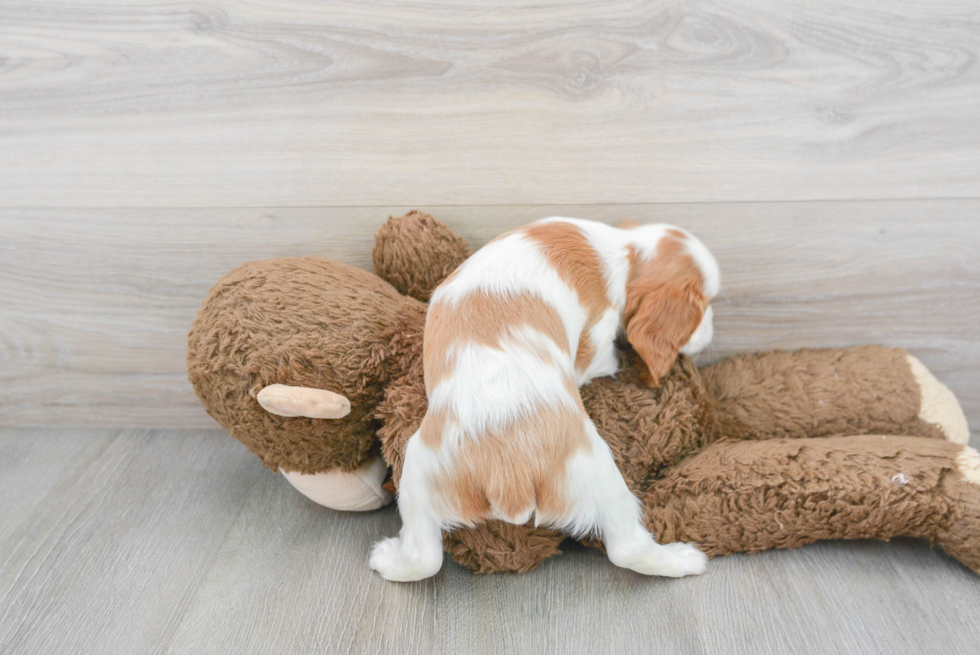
[584,352,715,496]
[702,346,945,442]
[373,210,473,302]
[187,257,426,474]
[644,435,980,572]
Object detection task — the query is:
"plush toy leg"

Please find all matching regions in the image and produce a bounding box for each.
[443,522,567,574]
[701,346,969,443]
[281,457,393,511]
[643,435,980,574]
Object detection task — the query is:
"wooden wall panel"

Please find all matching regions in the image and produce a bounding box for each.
[2,201,977,431]
[1,1,979,207]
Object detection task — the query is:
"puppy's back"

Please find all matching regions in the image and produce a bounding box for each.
[418,228,596,526]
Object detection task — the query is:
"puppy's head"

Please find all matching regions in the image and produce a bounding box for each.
[623,226,719,386]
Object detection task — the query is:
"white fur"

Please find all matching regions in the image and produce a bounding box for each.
[429,335,578,440]
[370,218,718,581]
[681,304,714,357]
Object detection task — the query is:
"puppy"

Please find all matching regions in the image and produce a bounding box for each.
[370,218,720,581]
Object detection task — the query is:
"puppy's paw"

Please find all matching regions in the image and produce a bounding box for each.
[654,541,708,577]
[610,540,707,578]
[369,537,442,582]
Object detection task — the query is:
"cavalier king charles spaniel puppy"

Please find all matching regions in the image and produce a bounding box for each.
[370,218,719,581]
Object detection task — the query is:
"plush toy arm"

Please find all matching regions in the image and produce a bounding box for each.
[372,210,472,302]
[700,346,969,444]
[644,435,980,574]
[256,384,351,419]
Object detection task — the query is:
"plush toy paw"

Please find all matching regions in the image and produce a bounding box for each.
[956,446,980,485]
[608,540,708,578]
[369,536,443,582]
[907,355,970,444]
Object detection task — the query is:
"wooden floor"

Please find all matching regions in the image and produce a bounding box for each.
[3,1,980,652]
[1,428,978,655]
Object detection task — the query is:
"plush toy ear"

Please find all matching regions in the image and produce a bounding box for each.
[256,384,351,419]
[624,273,705,386]
[372,210,473,301]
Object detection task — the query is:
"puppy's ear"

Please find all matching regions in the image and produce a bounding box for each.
[624,265,705,386]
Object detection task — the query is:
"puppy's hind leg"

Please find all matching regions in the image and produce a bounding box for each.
[564,421,708,578]
[369,435,445,582]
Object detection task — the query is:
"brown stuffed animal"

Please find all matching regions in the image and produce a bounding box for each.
[187,211,979,574]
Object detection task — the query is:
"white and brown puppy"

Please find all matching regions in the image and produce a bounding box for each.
[370,218,720,581]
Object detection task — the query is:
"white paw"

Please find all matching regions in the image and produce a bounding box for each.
[369,537,442,582]
[611,541,708,578]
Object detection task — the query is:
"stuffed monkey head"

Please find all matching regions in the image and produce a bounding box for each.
[187,212,471,510]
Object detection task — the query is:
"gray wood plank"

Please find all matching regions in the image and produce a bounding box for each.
[0,428,263,655]
[1,1,979,207]
[692,540,980,655]
[0,429,117,544]
[165,469,437,655]
[2,201,977,431]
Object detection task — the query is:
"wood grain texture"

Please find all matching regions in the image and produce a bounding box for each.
[1,201,977,433]
[1,0,980,207]
[0,428,263,655]
[3,428,977,655]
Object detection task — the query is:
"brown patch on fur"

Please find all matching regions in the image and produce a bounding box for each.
[522,221,611,375]
[419,406,449,448]
[624,236,706,386]
[423,291,569,391]
[575,334,596,374]
[619,219,640,229]
[424,401,592,525]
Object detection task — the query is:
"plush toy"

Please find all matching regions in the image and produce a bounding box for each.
[187,211,979,574]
